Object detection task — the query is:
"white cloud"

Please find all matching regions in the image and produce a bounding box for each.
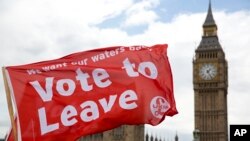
[0,0,250,140]
[123,0,160,27]
[3,0,133,25]
[216,10,250,126]
[123,10,159,27]
[0,0,134,64]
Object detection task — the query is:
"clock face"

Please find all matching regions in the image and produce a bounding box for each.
[199,64,217,80]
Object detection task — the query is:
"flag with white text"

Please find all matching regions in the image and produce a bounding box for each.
[4,44,178,141]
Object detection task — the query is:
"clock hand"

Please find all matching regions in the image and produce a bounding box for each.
[208,73,213,78]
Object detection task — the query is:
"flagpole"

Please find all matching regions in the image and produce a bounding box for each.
[2,67,18,141]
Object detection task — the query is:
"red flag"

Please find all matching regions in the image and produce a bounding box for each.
[5,44,177,141]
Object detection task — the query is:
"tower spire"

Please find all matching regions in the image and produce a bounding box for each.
[203,0,216,27]
[175,131,178,141]
[202,0,218,37]
[193,1,228,140]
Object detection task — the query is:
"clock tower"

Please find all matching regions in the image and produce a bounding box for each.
[193,1,228,141]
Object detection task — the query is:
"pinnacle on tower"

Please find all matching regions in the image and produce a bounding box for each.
[174,131,178,141]
[203,0,216,27]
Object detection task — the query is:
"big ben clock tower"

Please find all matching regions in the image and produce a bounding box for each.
[193,1,228,141]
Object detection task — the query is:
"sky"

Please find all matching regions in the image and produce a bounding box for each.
[0,0,250,140]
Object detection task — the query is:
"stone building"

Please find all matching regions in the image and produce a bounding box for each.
[193,1,228,141]
[78,125,144,141]
[79,125,179,141]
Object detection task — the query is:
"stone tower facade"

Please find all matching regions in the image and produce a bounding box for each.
[193,1,228,141]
